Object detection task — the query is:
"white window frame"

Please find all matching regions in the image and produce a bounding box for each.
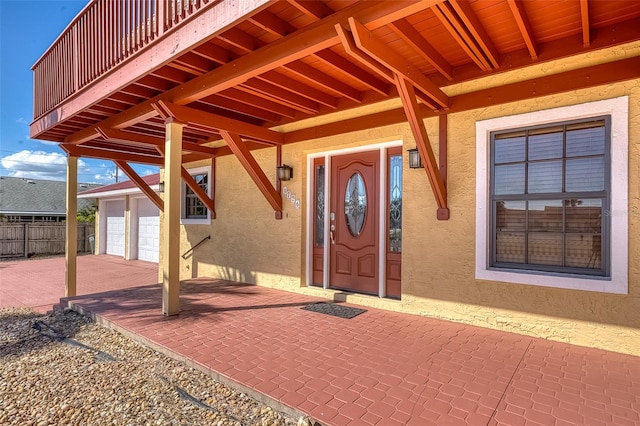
[181,165,212,225]
[475,96,628,294]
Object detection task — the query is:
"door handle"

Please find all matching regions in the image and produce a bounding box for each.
[330,230,335,245]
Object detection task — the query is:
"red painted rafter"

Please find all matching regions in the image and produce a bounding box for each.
[60,144,164,165]
[287,0,332,20]
[313,49,389,96]
[447,0,500,69]
[220,130,283,216]
[395,75,448,215]
[114,160,164,212]
[64,1,444,145]
[199,93,280,122]
[220,88,298,119]
[241,78,321,114]
[507,0,538,59]
[283,61,362,103]
[348,18,448,110]
[388,19,454,80]
[157,101,284,145]
[181,166,215,218]
[336,24,394,83]
[285,56,640,145]
[580,0,590,48]
[258,71,338,109]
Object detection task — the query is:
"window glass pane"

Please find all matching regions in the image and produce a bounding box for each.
[566,158,604,192]
[565,199,602,232]
[314,165,325,247]
[344,173,367,237]
[494,164,524,195]
[389,155,402,252]
[528,233,563,266]
[566,234,601,269]
[185,173,208,218]
[528,199,563,232]
[528,161,562,193]
[494,133,525,163]
[496,201,525,231]
[495,201,525,263]
[528,127,563,160]
[496,232,525,263]
[566,121,605,157]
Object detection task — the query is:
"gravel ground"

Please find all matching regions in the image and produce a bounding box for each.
[0,307,304,426]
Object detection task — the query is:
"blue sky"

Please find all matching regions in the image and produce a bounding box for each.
[0,0,158,183]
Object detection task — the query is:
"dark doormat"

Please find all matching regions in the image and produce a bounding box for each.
[302,302,367,319]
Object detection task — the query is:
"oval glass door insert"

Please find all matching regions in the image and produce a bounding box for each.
[344,172,367,237]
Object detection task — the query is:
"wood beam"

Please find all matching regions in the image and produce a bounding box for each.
[348,18,448,109]
[336,24,394,83]
[96,127,164,147]
[313,49,389,96]
[258,71,338,109]
[432,3,487,71]
[447,0,500,68]
[221,88,298,119]
[283,61,362,103]
[507,0,538,59]
[286,56,639,144]
[61,144,164,165]
[157,101,284,145]
[287,0,332,20]
[241,78,321,113]
[162,120,183,315]
[181,166,216,219]
[200,93,280,122]
[388,19,454,80]
[64,1,440,145]
[65,155,78,296]
[114,160,164,212]
[220,130,283,217]
[580,0,590,48]
[395,75,447,214]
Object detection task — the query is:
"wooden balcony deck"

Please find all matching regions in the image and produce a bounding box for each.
[30,0,640,172]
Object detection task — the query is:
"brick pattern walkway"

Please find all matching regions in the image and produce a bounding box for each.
[0,255,157,313]
[59,279,640,426]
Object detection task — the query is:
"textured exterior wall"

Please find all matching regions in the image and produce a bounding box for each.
[161,47,640,355]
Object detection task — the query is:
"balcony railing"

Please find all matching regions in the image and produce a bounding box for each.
[32,0,213,119]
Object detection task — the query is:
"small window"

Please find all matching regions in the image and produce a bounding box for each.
[181,166,211,224]
[490,118,610,276]
[185,173,208,219]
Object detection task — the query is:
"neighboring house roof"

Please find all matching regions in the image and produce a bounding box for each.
[78,173,160,199]
[0,176,101,215]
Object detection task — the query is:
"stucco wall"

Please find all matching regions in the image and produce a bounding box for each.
[161,56,639,355]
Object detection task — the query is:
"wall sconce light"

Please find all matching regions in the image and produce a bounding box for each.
[158,181,165,193]
[408,148,423,169]
[277,164,293,181]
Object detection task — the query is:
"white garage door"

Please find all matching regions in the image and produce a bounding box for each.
[105,200,125,257]
[137,198,159,263]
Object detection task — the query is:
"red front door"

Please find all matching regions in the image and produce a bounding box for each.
[329,151,379,294]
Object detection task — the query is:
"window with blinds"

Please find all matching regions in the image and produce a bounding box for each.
[490,117,610,276]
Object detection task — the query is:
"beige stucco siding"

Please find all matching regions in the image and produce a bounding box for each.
[162,64,639,355]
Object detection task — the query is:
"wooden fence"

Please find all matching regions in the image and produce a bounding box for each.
[0,222,95,259]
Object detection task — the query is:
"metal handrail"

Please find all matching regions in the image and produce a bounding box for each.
[181,235,210,259]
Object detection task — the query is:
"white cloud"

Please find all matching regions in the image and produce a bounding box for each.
[0,150,88,181]
[15,117,28,124]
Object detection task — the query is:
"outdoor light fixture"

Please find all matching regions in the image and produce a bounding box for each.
[408,148,423,169]
[158,181,165,193]
[277,164,293,181]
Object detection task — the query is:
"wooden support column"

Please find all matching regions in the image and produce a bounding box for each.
[162,119,183,315]
[65,155,78,297]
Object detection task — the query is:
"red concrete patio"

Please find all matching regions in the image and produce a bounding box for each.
[0,255,157,313]
[1,256,639,425]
